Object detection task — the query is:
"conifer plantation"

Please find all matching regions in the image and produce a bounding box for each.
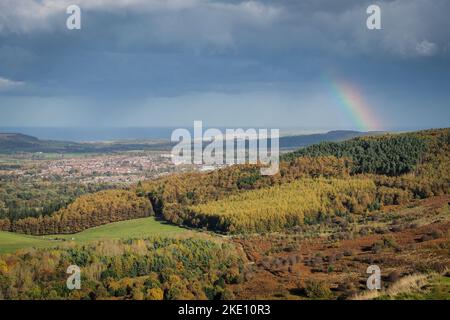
[8,190,152,235]
[187,178,377,233]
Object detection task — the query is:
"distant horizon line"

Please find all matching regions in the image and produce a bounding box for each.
[1,126,448,144]
[0,125,442,130]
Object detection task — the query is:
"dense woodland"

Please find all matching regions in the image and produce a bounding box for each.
[140,129,449,233]
[140,156,353,225]
[166,175,430,234]
[281,134,427,175]
[2,190,151,235]
[187,178,377,233]
[0,177,114,221]
[0,238,243,300]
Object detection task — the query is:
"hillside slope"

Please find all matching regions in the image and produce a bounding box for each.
[141,128,449,233]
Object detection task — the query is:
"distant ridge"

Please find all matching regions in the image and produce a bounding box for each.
[279,130,379,150]
[0,133,41,149]
[0,132,171,153]
[0,133,39,142]
[0,130,379,154]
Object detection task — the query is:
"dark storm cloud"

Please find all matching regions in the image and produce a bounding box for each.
[0,0,449,128]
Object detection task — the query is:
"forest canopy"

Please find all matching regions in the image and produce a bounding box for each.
[5,190,152,235]
[0,237,243,300]
[281,134,427,175]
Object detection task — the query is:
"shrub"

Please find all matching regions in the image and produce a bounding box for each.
[420,234,433,242]
[387,271,401,283]
[429,230,444,240]
[371,242,383,254]
[343,249,354,257]
[146,288,164,300]
[304,280,332,299]
[0,218,10,231]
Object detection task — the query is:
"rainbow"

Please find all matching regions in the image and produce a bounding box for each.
[327,76,381,131]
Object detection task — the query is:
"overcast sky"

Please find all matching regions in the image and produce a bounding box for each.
[0,0,449,130]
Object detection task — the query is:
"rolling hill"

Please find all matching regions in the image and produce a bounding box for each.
[0,130,374,154]
[0,133,172,153]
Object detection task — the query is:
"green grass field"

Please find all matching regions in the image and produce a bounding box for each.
[0,217,188,253]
